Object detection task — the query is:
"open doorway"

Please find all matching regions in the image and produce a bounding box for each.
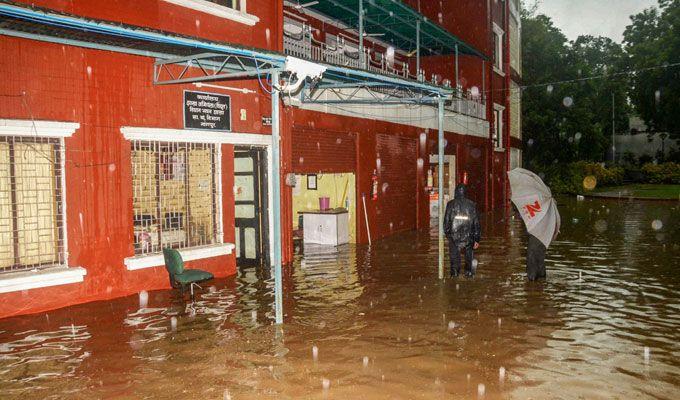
[428,154,456,221]
[234,147,268,267]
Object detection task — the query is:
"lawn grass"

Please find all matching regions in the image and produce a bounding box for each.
[589,184,680,200]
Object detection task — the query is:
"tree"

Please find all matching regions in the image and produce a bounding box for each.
[521,12,630,169]
[624,0,680,140]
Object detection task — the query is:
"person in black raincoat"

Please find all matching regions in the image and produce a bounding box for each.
[444,184,481,277]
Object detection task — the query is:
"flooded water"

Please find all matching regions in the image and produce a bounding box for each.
[1,197,679,399]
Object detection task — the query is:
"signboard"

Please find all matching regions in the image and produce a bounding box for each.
[261,116,272,126]
[183,90,231,131]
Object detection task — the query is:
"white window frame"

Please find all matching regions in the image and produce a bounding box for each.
[162,0,259,26]
[493,22,505,76]
[493,103,505,151]
[121,127,273,271]
[0,119,86,293]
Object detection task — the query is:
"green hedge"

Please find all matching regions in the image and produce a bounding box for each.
[542,162,625,194]
[641,162,680,184]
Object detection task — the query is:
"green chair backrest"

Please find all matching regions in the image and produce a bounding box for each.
[163,247,184,276]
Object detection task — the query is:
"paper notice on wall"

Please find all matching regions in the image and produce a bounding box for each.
[293,175,302,196]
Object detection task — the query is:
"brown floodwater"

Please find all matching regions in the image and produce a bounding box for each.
[1,197,679,399]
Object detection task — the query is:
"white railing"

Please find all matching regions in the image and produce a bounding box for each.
[283,23,487,120]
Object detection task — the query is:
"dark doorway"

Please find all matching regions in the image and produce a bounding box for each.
[234,147,268,267]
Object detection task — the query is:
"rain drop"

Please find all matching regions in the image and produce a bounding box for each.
[499,366,506,383]
[574,132,582,141]
[86,66,92,78]
[478,383,486,397]
[170,316,177,331]
[448,321,456,330]
[654,90,661,104]
[644,346,650,364]
[312,345,319,361]
[139,290,148,308]
[497,317,502,327]
[546,85,553,94]
[594,219,607,233]
[417,158,424,169]
[362,356,369,367]
[322,378,330,390]
[251,310,257,322]
[651,220,663,231]
[108,163,116,172]
[563,96,574,107]
[527,138,534,147]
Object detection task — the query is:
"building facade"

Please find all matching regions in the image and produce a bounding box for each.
[0,0,518,318]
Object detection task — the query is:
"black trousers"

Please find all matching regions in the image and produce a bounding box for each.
[448,238,474,276]
[526,234,547,281]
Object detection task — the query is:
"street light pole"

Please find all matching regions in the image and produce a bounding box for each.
[612,92,616,164]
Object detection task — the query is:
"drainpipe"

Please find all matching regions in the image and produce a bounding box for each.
[438,97,445,280]
[271,70,283,325]
[358,0,364,68]
[454,44,459,94]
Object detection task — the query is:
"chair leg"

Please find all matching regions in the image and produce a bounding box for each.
[189,282,203,300]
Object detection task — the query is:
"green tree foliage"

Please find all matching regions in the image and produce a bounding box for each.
[521,11,630,170]
[624,0,680,140]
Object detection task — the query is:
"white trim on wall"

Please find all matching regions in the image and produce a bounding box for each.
[0,119,80,138]
[163,0,259,26]
[0,266,86,294]
[121,126,271,145]
[125,243,235,271]
[493,103,505,151]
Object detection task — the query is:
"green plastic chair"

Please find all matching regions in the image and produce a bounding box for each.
[162,247,214,298]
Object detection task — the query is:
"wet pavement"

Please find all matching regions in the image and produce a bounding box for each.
[0,197,679,399]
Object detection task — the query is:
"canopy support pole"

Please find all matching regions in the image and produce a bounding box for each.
[416,19,421,77]
[358,0,364,68]
[454,44,459,92]
[437,97,445,280]
[271,70,283,325]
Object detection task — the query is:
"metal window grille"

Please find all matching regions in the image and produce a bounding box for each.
[0,136,65,273]
[132,141,219,255]
[206,0,240,10]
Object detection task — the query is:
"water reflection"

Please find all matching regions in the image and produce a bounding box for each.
[0,197,677,399]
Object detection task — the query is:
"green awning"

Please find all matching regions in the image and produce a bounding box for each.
[306,0,487,59]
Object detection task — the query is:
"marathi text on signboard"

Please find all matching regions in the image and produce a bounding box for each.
[183,90,231,131]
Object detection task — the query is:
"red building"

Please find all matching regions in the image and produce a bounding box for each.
[0,0,520,319]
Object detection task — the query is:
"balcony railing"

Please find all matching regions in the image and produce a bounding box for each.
[283,23,486,120]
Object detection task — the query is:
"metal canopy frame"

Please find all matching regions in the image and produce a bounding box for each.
[0,0,451,323]
[306,0,486,59]
[153,53,279,85]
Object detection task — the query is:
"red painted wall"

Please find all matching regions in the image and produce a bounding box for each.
[13,0,281,52]
[403,0,491,56]
[0,0,282,318]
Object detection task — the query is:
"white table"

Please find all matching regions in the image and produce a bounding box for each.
[300,208,349,246]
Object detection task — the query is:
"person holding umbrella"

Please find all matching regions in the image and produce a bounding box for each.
[507,168,561,281]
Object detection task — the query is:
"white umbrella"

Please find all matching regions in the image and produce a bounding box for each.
[507,168,561,248]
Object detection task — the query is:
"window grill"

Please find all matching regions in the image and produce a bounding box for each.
[132,141,219,255]
[206,0,240,10]
[0,136,65,273]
